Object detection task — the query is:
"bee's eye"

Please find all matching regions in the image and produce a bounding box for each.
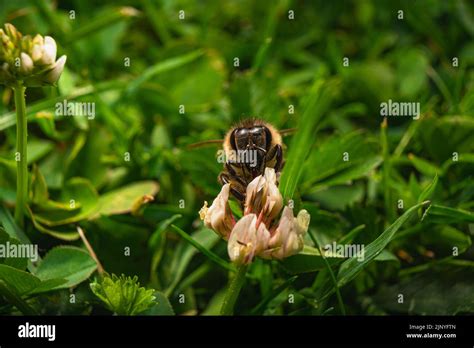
[233,128,249,150]
[250,127,266,148]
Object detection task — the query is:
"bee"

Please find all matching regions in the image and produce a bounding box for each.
[188,119,294,206]
[218,119,284,204]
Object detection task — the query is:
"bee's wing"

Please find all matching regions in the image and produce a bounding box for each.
[187,139,223,149]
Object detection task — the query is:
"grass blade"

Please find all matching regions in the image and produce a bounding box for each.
[125,50,204,95]
[250,275,297,315]
[0,79,129,131]
[65,7,140,44]
[308,229,346,315]
[337,201,430,287]
[170,225,235,273]
[279,78,338,201]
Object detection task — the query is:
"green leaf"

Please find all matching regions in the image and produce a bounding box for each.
[165,227,220,296]
[337,201,429,287]
[0,280,38,315]
[35,246,97,289]
[90,273,157,315]
[418,174,438,203]
[148,214,182,251]
[171,225,235,273]
[422,204,474,223]
[281,245,345,274]
[27,207,80,241]
[250,276,297,315]
[302,131,381,191]
[374,266,474,315]
[0,206,31,245]
[0,229,28,270]
[91,181,159,219]
[30,165,49,205]
[34,178,99,226]
[0,79,129,131]
[0,264,41,295]
[141,291,175,315]
[125,50,204,95]
[408,154,440,177]
[421,226,471,255]
[280,78,338,200]
[65,6,139,44]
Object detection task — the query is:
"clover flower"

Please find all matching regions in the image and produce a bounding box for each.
[200,167,310,265]
[0,23,67,87]
[1,23,67,227]
[199,183,235,239]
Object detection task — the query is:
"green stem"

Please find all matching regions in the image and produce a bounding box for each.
[13,85,28,228]
[220,264,248,315]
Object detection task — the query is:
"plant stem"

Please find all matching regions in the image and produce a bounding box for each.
[220,264,248,315]
[13,85,28,228]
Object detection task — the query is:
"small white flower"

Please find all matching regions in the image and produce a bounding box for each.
[199,184,235,239]
[42,55,66,85]
[0,24,67,87]
[265,206,310,260]
[227,214,270,265]
[42,36,57,64]
[244,167,283,221]
[200,166,311,264]
[32,36,57,66]
[20,53,33,74]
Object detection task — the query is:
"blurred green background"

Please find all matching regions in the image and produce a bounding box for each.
[0,0,473,315]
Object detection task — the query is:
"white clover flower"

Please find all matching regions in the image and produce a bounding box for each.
[0,24,67,87]
[264,206,310,260]
[43,55,67,85]
[227,214,270,265]
[20,53,33,74]
[32,36,57,65]
[200,167,311,264]
[244,167,283,222]
[199,184,235,240]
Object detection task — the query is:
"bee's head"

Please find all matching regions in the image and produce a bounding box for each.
[230,125,271,152]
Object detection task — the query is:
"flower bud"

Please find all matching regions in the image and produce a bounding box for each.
[20,53,33,74]
[227,214,270,265]
[0,24,67,87]
[41,36,57,65]
[41,55,66,85]
[199,183,235,239]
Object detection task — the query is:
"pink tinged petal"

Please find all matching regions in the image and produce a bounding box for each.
[42,55,66,85]
[244,167,283,221]
[244,174,265,214]
[227,214,270,264]
[200,184,234,239]
[268,206,306,260]
[228,214,257,264]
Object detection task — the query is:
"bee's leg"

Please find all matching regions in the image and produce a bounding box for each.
[266,144,283,172]
[218,172,246,203]
[226,162,247,187]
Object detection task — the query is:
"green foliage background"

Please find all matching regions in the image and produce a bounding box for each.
[0,0,473,315]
